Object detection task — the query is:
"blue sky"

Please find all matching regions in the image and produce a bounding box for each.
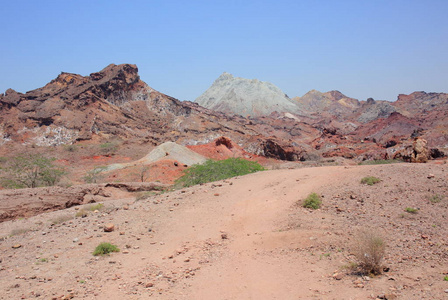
[1,0,447,101]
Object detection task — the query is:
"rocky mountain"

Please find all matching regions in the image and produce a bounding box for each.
[292,90,360,117]
[0,64,446,163]
[195,72,300,118]
[0,64,313,161]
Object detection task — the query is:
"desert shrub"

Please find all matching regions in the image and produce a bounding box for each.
[138,165,150,182]
[50,214,74,225]
[135,191,158,201]
[99,142,119,156]
[87,203,104,211]
[1,154,66,188]
[10,227,32,236]
[175,158,264,188]
[302,192,322,209]
[75,209,88,218]
[358,159,403,165]
[93,242,120,256]
[75,204,104,218]
[405,207,418,214]
[83,166,107,183]
[64,144,78,152]
[360,176,381,186]
[444,276,448,281]
[428,194,444,203]
[353,230,386,275]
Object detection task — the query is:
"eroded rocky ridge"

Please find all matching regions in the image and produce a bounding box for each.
[0,65,309,160]
[1,64,446,162]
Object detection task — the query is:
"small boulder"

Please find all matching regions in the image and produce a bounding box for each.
[104,223,115,232]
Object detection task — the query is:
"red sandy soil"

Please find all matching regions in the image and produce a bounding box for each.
[105,159,188,185]
[0,162,447,299]
[187,138,273,165]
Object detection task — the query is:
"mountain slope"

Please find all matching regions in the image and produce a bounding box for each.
[195,73,301,117]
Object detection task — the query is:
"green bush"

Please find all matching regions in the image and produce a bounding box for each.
[302,193,322,209]
[428,194,444,203]
[359,159,402,165]
[99,142,119,155]
[93,242,120,256]
[360,176,381,186]
[83,166,107,183]
[1,154,66,188]
[175,158,264,188]
[405,207,418,214]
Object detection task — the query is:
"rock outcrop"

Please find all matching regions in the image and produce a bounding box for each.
[195,73,301,117]
[1,64,446,163]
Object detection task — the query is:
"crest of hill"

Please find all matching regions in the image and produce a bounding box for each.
[106,142,207,172]
[292,90,360,114]
[195,72,301,117]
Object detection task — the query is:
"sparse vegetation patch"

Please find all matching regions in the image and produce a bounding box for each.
[1,154,66,188]
[83,166,107,184]
[93,242,120,256]
[302,192,322,209]
[10,227,32,236]
[405,207,418,214]
[175,158,264,188]
[50,214,74,225]
[353,230,386,275]
[359,159,403,165]
[428,194,444,203]
[360,176,381,186]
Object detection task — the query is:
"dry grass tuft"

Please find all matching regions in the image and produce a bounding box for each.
[353,230,386,275]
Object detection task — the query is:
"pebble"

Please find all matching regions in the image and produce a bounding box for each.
[104,223,115,232]
[333,273,344,280]
[12,244,22,249]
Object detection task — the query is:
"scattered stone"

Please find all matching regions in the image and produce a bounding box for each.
[214,193,220,196]
[123,205,129,210]
[120,231,125,235]
[145,282,154,288]
[104,223,115,232]
[427,174,435,179]
[221,233,228,240]
[12,244,22,249]
[73,238,79,243]
[333,273,344,280]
